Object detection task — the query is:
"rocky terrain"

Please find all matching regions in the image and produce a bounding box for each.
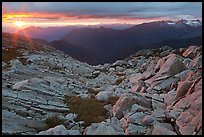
[2,33,202,135]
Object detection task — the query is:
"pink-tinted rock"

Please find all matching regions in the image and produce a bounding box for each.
[189,55,202,69]
[160,89,176,106]
[182,46,201,59]
[151,123,177,135]
[141,115,156,126]
[113,92,151,119]
[130,81,146,93]
[175,80,193,100]
[129,73,144,83]
[158,54,187,77]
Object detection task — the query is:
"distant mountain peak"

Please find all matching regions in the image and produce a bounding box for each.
[161,19,202,27]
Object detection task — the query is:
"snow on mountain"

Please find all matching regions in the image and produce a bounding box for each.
[164,19,202,27]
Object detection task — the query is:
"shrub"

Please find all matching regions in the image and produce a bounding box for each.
[64,96,108,127]
[39,115,66,131]
[106,96,119,105]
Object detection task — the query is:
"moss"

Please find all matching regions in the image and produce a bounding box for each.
[64,96,108,127]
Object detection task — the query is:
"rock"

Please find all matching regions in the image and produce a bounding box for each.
[114,76,125,85]
[113,92,151,119]
[129,104,150,114]
[160,46,173,51]
[28,78,44,85]
[116,66,124,72]
[88,87,102,95]
[130,82,146,93]
[152,99,165,110]
[174,70,191,81]
[183,58,192,67]
[102,63,110,71]
[12,80,29,90]
[85,121,124,135]
[125,123,146,135]
[151,108,166,120]
[92,70,100,76]
[141,115,156,126]
[158,54,187,77]
[109,67,115,72]
[126,112,147,124]
[113,60,126,67]
[157,77,179,91]
[175,81,193,100]
[155,58,166,71]
[176,110,202,135]
[160,89,177,106]
[10,59,22,67]
[129,73,144,83]
[96,91,115,102]
[65,113,77,122]
[182,46,201,59]
[189,55,202,69]
[160,50,170,57]
[67,130,81,135]
[37,125,79,135]
[151,123,177,135]
[2,62,7,67]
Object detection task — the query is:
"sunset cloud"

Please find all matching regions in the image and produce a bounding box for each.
[2,2,202,28]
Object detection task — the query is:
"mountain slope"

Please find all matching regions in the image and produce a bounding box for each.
[59,19,202,65]
[50,40,98,64]
[2,32,202,135]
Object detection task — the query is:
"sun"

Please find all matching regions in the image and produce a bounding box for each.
[14,20,24,28]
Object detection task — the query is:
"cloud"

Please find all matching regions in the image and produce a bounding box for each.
[2,2,202,20]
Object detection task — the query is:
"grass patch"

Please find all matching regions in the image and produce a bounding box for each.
[2,48,29,66]
[2,48,21,64]
[64,96,108,127]
[106,96,119,106]
[39,115,66,132]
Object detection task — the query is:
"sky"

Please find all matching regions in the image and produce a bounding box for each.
[2,2,202,28]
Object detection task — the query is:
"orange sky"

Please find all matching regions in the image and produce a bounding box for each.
[2,12,171,28]
[2,2,201,28]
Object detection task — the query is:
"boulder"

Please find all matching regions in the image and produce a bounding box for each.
[182,46,201,59]
[113,92,151,119]
[37,125,80,135]
[65,113,77,122]
[175,81,193,100]
[174,70,191,81]
[12,80,29,91]
[189,55,202,69]
[126,112,147,124]
[96,91,115,102]
[130,82,146,93]
[85,118,124,135]
[92,70,100,76]
[158,54,187,77]
[141,115,156,126]
[151,123,177,135]
[183,58,192,67]
[129,73,145,83]
[125,123,146,135]
[113,60,126,67]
